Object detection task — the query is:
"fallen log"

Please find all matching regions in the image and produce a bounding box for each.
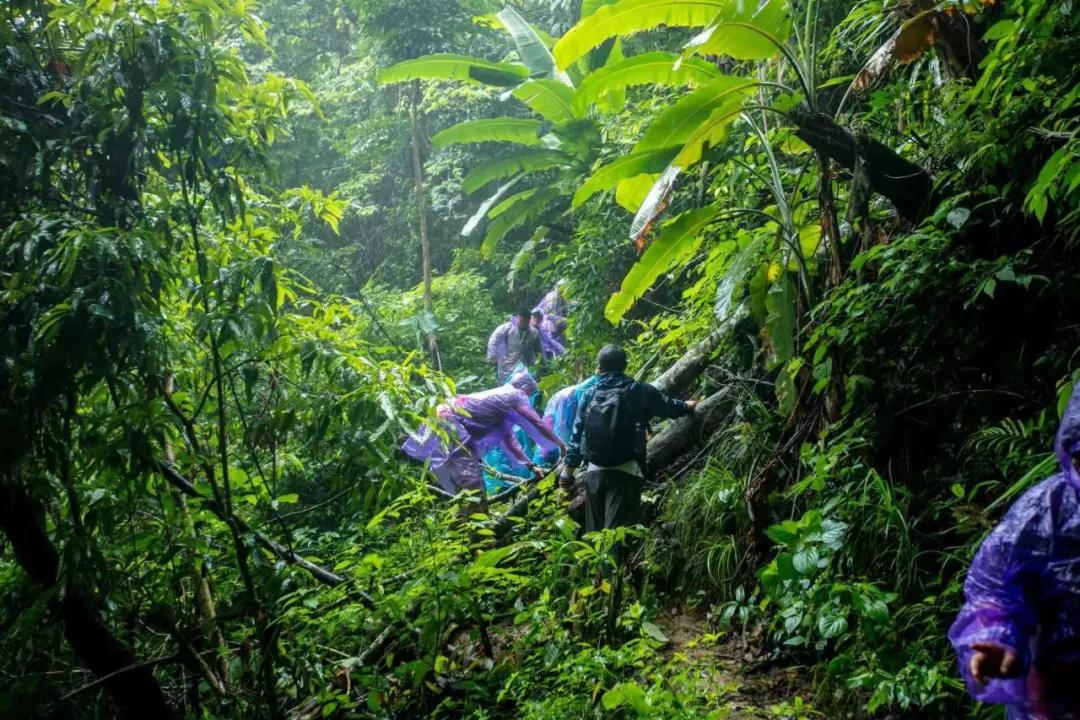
[791,109,934,222]
[646,388,734,473]
[649,325,727,396]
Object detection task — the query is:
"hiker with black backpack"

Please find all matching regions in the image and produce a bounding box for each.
[559,345,698,547]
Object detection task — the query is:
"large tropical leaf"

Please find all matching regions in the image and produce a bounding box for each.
[617,174,662,214]
[509,79,580,124]
[379,53,529,87]
[633,75,756,153]
[432,118,546,147]
[554,0,735,70]
[628,86,750,235]
[497,7,573,85]
[462,179,520,237]
[481,186,562,257]
[682,0,792,61]
[573,148,677,207]
[670,95,747,166]
[764,271,796,369]
[462,150,569,194]
[605,204,720,323]
[574,52,720,112]
[488,188,538,219]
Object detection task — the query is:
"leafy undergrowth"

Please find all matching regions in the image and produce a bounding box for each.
[279,480,821,720]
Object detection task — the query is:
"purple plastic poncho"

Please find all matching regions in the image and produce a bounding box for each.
[402,372,561,495]
[486,318,543,382]
[535,280,568,319]
[532,313,567,360]
[533,281,568,357]
[949,385,1080,719]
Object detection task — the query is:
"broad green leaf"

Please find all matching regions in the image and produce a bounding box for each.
[462,150,568,194]
[605,205,719,323]
[473,544,519,568]
[554,0,736,70]
[510,79,580,124]
[432,118,546,147]
[792,545,819,574]
[641,621,668,643]
[633,76,755,154]
[683,0,792,61]
[764,272,796,368]
[670,99,746,167]
[378,54,529,87]
[496,7,572,85]
[581,0,619,18]
[573,148,676,207]
[481,186,561,258]
[594,38,627,111]
[574,51,719,112]
[617,173,662,213]
[488,188,538,219]
[817,609,848,639]
[461,179,520,236]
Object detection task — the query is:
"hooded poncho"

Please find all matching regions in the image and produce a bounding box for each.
[533,282,568,358]
[486,318,543,382]
[402,371,560,495]
[949,384,1080,719]
[534,314,567,360]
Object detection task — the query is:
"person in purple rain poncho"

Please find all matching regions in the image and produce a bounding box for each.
[401,371,564,496]
[533,281,569,355]
[949,384,1080,719]
[486,308,543,382]
[531,309,566,360]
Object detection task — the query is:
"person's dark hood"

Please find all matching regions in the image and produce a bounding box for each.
[1055,383,1080,487]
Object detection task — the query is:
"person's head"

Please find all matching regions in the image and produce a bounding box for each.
[531,310,543,327]
[507,370,538,396]
[596,344,628,374]
[513,309,531,329]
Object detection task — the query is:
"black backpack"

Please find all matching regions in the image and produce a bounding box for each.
[582,384,637,466]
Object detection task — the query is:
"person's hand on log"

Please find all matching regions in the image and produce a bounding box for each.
[559,466,575,491]
[685,399,700,413]
[525,462,545,481]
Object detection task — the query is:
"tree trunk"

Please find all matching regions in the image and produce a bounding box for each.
[645,389,733,473]
[792,109,934,222]
[409,82,440,370]
[163,374,229,683]
[649,325,728,396]
[0,482,173,719]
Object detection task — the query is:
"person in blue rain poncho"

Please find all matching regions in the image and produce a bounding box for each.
[532,375,600,466]
[949,383,1080,719]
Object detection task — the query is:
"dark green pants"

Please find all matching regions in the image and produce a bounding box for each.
[583,468,642,530]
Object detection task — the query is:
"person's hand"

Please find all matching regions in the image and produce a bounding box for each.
[559,467,575,490]
[524,462,544,481]
[969,642,1021,684]
[685,399,700,412]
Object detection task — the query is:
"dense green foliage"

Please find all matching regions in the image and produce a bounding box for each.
[2,0,1078,718]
